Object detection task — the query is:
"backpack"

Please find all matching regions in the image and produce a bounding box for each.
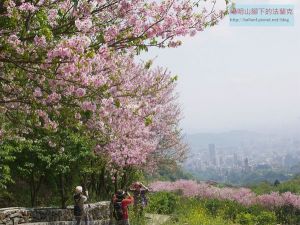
[113,200,123,221]
[74,195,82,217]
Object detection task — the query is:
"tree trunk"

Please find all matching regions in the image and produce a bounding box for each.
[97,166,106,199]
[30,184,35,207]
[121,169,128,190]
[114,172,118,193]
[60,174,67,209]
[30,173,37,207]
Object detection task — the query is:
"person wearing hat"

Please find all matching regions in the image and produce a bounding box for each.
[73,186,89,225]
[112,189,134,225]
[129,182,149,218]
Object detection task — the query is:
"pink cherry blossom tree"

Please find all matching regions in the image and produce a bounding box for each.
[0,0,230,185]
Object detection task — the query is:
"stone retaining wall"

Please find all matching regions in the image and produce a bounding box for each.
[0,202,111,225]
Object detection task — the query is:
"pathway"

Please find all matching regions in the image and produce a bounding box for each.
[145,213,170,225]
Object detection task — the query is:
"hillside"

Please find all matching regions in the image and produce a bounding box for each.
[146,176,300,225]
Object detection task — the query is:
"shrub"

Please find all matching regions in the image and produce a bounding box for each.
[146,191,300,225]
[236,212,256,225]
[275,205,300,225]
[164,198,234,225]
[246,205,266,216]
[146,192,180,214]
[0,191,15,207]
[256,211,277,225]
[220,200,244,220]
[203,199,224,216]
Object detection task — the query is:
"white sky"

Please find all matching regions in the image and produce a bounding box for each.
[140,0,300,134]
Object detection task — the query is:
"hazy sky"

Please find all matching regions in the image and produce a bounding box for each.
[140,0,300,134]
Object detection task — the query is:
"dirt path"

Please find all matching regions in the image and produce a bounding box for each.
[145,213,170,225]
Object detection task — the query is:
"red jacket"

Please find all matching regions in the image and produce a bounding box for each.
[113,196,134,220]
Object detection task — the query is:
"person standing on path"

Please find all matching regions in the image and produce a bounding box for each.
[130,182,149,217]
[74,186,89,225]
[113,190,134,225]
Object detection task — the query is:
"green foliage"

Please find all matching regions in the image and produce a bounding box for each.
[164,197,234,225]
[236,212,256,225]
[129,209,147,225]
[0,129,146,208]
[146,192,180,214]
[146,160,193,182]
[203,199,224,216]
[256,211,277,225]
[144,116,152,126]
[250,181,274,195]
[275,205,300,225]
[171,75,178,82]
[236,210,276,225]
[251,175,300,195]
[114,99,121,108]
[146,192,299,225]
[144,60,153,70]
[0,142,15,189]
[219,200,243,220]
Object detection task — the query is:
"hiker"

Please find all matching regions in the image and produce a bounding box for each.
[113,190,134,225]
[74,186,88,225]
[130,182,149,217]
[130,182,149,207]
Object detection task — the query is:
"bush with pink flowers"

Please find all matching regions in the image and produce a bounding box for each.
[150,179,300,210]
[146,188,300,225]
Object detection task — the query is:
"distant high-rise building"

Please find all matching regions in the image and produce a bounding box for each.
[244,157,249,166]
[244,157,250,172]
[209,144,217,165]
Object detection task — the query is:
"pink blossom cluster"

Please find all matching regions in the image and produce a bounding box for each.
[150,180,300,209]
[81,101,97,112]
[3,0,228,50]
[47,9,59,27]
[6,34,23,54]
[18,2,37,12]
[75,18,93,33]
[257,191,300,209]
[35,110,58,131]
[33,88,43,98]
[34,36,46,47]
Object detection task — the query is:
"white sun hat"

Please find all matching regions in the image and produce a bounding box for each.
[75,186,83,194]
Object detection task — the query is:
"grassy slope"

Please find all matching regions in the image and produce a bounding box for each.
[250,175,300,194]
